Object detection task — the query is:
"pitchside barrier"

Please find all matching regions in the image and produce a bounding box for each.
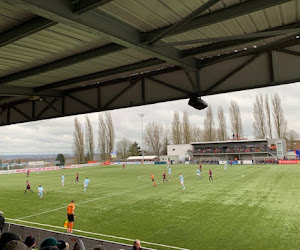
[3,223,151,250]
[0,162,100,175]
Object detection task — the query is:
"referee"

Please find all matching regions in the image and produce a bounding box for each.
[67,200,75,233]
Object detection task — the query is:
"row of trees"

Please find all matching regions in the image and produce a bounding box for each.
[145,93,298,155]
[73,113,115,164]
[73,93,299,161]
[73,112,144,163]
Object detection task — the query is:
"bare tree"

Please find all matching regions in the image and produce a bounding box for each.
[161,127,170,155]
[144,122,164,156]
[265,94,272,139]
[253,94,266,139]
[85,115,94,161]
[191,125,202,142]
[217,106,227,141]
[116,137,132,160]
[203,106,216,141]
[172,112,182,144]
[73,117,84,164]
[272,94,288,138]
[182,111,191,143]
[105,112,115,156]
[229,100,243,138]
[98,114,107,161]
[287,129,299,150]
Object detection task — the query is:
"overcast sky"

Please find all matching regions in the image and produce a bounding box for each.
[0,83,299,155]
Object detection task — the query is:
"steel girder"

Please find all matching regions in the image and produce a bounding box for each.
[1,39,300,126]
[6,0,199,70]
[143,0,292,42]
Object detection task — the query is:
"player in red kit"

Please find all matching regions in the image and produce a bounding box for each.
[75,172,79,183]
[209,169,213,181]
[123,163,125,170]
[163,171,168,183]
[199,164,202,172]
[24,180,33,194]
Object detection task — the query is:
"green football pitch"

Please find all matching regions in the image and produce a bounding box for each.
[1,164,300,249]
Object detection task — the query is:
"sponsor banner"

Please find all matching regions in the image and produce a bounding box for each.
[242,160,253,165]
[279,160,299,164]
[219,161,227,164]
[28,161,45,166]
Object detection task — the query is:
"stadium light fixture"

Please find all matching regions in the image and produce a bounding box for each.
[138,113,144,162]
[188,96,208,110]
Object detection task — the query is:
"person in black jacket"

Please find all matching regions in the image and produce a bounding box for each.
[0,211,5,234]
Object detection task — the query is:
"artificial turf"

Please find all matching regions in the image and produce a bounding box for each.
[0,163,300,249]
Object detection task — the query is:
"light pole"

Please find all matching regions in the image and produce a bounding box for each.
[139,113,144,163]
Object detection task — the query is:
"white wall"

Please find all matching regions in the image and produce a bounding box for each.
[167,144,193,162]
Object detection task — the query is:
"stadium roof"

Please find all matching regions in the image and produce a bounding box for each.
[191,139,268,145]
[1,0,300,126]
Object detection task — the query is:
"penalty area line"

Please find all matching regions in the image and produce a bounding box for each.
[6,218,189,250]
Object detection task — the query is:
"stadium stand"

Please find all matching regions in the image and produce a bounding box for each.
[2,223,150,250]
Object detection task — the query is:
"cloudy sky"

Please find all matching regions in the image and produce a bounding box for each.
[0,82,299,155]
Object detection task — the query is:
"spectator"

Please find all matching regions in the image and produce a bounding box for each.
[3,240,29,250]
[40,237,62,249]
[0,232,21,249]
[0,211,4,234]
[24,235,36,250]
[57,240,69,250]
[132,239,142,250]
[72,239,85,250]
[92,244,105,250]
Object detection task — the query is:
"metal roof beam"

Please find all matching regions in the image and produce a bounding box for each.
[34,58,164,92]
[0,16,55,47]
[147,0,221,46]
[7,0,199,70]
[73,0,113,14]
[0,85,63,97]
[182,21,300,58]
[0,43,124,85]
[201,35,300,67]
[155,29,300,47]
[143,0,292,42]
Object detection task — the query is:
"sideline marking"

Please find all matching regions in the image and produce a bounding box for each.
[7,218,189,250]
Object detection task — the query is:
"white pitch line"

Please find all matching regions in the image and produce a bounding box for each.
[18,184,151,220]
[7,218,189,250]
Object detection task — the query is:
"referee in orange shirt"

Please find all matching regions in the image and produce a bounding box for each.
[67,200,75,233]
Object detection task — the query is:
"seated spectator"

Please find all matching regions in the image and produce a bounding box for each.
[132,239,142,250]
[0,211,4,235]
[92,244,105,250]
[72,239,85,250]
[3,240,29,250]
[24,235,36,250]
[57,240,69,250]
[40,237,62,250]
[0,232,22,249]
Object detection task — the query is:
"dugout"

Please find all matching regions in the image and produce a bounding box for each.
[190,139,286,163]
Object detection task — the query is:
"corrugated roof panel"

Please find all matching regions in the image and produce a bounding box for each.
[0,24,109,77]
[7,49,153,87]
[99,0,242,32]
[48,24,110,46]
[160,1,299,53]
[0,2,35,32]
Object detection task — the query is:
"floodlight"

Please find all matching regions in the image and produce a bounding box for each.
[188,96,208,110]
